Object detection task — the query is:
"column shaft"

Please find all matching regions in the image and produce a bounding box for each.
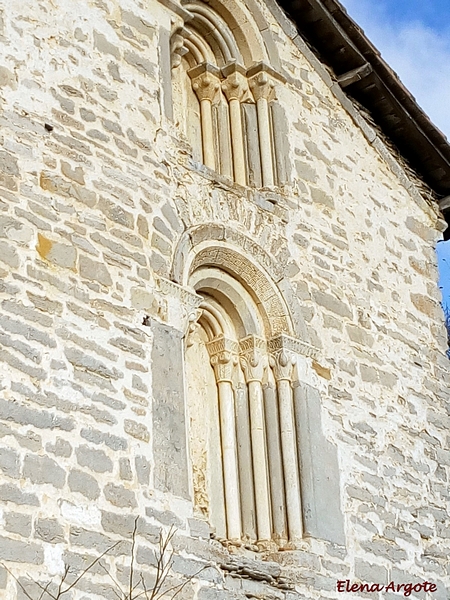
[235,382,257,540]
[263,381,287,542]
[217,380,241,540]
[256,97,274,187]
[248,380,271,541]
[200,99,215,170]
[229,98,246,185]
[277,378,303,540]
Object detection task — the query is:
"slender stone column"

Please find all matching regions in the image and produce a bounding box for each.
[263,370,287,543]
[269,336,303,541]
[248,67,275,187]
[221,63,249,186]
[189,64,221,171]
[240,335,271,541]
[207,335,241,540]
[234,381,257,541]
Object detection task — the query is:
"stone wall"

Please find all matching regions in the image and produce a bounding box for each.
[0,0,449,598]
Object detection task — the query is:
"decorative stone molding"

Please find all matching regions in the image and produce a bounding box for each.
[247,63,278,103]
[268,333,320,360]
[155,275,203,332]
[170,26,189,68]
[269,348,295,382]
[207,335,239,383]
[239,335,267,383]
[189,63,221,103]
[221,63,250,103]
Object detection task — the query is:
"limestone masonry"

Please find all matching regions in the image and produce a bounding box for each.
[0,0,450,598]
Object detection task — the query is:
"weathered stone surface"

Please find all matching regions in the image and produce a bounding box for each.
[0,536,43,564]
[34,518,65,543]
[79,254,112,286]
[22,454,66,488]
[293,382,345,544]
[94,30,120,58]
[4,512,32,537]
[151,320,189,499]
[0,483,39,506]
[124,419,150,442]
[75,445,113,473]
[36,234,77,269]
[135,455,150,485]
[68,469,100,499]
[0,240,20,267]
[312,290,352,319]
[104,483,137,508]
[0,447,20,478]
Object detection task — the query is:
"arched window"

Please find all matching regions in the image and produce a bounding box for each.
[170,1,288,187]
[184,251,309,545]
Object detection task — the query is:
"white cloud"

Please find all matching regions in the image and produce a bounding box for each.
[340,0,450,139]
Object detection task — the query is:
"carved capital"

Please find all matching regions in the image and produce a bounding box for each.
[207,335,239,383]
[269,349,295,382]
[239,335,267,384]
[221,65,249,103]
[189,63,221,103]
[248,70,275,102]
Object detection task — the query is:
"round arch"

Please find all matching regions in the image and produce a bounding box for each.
[171,224,310,342]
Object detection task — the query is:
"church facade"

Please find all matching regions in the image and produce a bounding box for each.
[0,0,449,597]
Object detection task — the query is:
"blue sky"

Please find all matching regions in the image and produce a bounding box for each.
[340,0,450,138]
[340,0,450,309]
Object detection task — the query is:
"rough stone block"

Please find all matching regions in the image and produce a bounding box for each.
[0,240,20,267]
[35,518,65,543]
[145,506,183,529]
[101,511,137,537]
[68,468,100,500]
[189,518,211,539]
[124,419,150,442]
[46,438,73,457]
[79,254,113,286]
[70,526,131,554]
[75,444,113,473]
[310,187,334,208]
[22,454,66,488]
[312,290,352,319]
[81,427,127,451]
[4,511,32,537]
[0,483,39,506]
[124,50,155,77]
[135,455,150,485]
[119,457,133,480]
[104,483,137,508]
[0,536,43,563]
[355,560,388,584]
[0,447,20,478]
[36,234,77,269]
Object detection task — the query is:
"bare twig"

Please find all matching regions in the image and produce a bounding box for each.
[1,564,37,600]
[37,580,54,600]
[2,522,206,600]
[60,540,122,595]
[98,562,124,600]
[129,517,139,599]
